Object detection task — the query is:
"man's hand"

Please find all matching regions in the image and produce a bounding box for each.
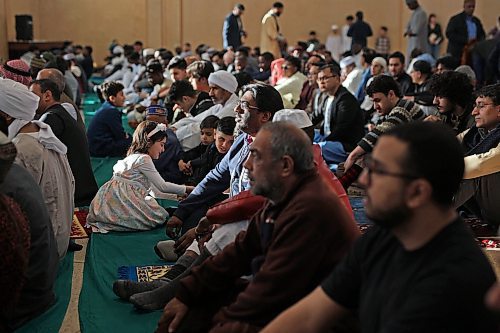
[424,115,441,123]
[344,146,366,171]
[174,228,196,255]
[166,216,183,239]
[155,298,189,333]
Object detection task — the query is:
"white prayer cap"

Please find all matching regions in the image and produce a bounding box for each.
[371,57,387,71]
[273,109,313,128]
[331,24,339,30]
[340,56,355,69]
[0,78,39,121]
[143,48,155,57]
[63,53,76,61]
[208,71,238,93]
[113,45,124,55]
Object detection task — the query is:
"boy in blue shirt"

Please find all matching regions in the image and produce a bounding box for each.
[87,81,132,157]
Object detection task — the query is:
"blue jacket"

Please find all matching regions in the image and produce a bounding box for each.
[87,101,132,157]
[174,133,251,221]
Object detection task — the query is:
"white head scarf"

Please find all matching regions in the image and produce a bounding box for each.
[0,78,67,154]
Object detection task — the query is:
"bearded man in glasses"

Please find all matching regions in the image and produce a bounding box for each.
[455,83,500,229]
[262,121,497,333]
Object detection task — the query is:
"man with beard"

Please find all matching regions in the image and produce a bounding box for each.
[112,84,284,310]
[262,121,497,333]
[155,122,359,333]
[425,70,475,134]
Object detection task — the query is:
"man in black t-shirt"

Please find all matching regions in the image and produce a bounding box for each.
[262,122,497,333]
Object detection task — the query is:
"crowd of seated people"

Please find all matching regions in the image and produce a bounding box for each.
[0,0,499,331]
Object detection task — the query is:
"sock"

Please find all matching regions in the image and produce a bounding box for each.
[112,279,168,301]
[130,247,212,311]
[164,251,197,280]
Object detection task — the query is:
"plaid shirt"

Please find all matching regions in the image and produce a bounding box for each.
[375,36,390,55]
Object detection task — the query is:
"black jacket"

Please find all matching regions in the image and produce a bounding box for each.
[312,86,365,152]
[446,11,485,59]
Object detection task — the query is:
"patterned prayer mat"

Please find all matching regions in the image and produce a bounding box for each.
[71,208,91,239]
[117,264,173,282]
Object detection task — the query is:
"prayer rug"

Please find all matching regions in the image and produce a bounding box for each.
[15,252,74,333]
[71,208,91,239]
[117,264,173,282]
[79,228,167,332]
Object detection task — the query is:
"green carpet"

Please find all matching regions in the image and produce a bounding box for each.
[15,252,74,333]
[79,228,170,333]
[90,156,121,188]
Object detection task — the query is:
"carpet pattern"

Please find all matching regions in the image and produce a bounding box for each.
[117,264,173,282]
[71,208,91,239]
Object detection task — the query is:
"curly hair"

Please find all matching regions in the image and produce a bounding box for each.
[429,71,473,108]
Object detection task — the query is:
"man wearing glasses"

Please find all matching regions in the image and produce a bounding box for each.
[262,122,497,333]
[455,83,500,229]
[116,84,284,311]
[312,64,364,166]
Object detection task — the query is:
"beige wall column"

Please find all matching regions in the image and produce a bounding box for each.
[146,0,163,49]
[162,0,182,50]
[0,0,8,62]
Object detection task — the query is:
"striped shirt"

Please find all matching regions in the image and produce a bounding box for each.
[358,99,425,152]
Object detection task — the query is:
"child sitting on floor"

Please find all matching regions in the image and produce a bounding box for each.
[87,121,194,232]
[185,116,236,185]
[178,115,218,177]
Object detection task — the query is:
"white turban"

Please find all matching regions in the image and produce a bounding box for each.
[340,56,355,70]
[208,71,238,94]
[273,109,313,128]
[0,78,67,154]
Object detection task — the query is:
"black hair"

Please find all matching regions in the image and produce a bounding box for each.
[381,26,388,32]
[429,71,473,108]
[284,55,301,71]
[362,48,377,64]
[167,80,196,103]
[234,72,253,90]
[235,3,245,10]
[167,56,187,70]
[259,52,275,63]
[319,63,341,76]
[383,122,464,206]
[366,75,402,98]
[200,115,219,130]
[346,15,354,20]
[134,40,143,46]
[436,55,459,71]
[413,60,432,76]
[100,81,124,101]
[388,51,405,65]
[187,60,214,80]
[44,56,68,73]
[240,83,284,118]
[474,83,500,105]
[309,31,317,35]
[273,2,284,8]
[84,46,93,54]
[236,46,251,57]
[356,11,363,20]
[217,116,236,136]
[31,79,62,101]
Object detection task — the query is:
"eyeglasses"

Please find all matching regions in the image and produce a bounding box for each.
[316,75,336,82]
[472,102,494,109]
[236,100,260,112]
[364,155,419,185]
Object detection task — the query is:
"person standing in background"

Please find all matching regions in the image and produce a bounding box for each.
[427,14,444,60]
[404,0,428,61]
[342,15,354,53]
[222,4,246,51]
[260,2,285,60]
